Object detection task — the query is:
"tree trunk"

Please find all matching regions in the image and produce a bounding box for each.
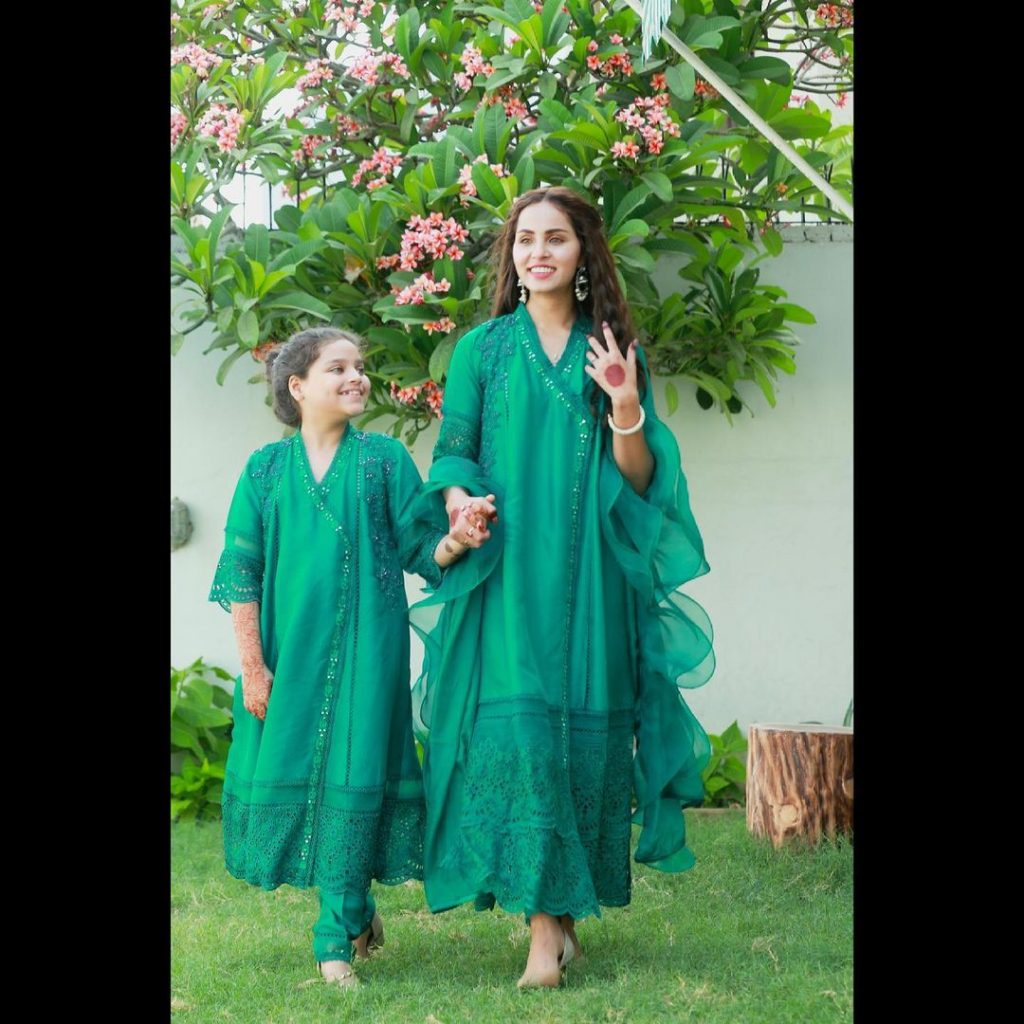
[746,723,853,848]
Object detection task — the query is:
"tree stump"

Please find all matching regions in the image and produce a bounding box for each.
[746,723,853,848]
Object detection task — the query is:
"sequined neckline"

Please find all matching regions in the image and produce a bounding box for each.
[515,301,589,369]
[512,303,594,421]
[295,422,356,491]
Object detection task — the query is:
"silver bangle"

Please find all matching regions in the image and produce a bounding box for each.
[607,404,646,435]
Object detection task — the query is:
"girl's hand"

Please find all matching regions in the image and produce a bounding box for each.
[449,493,497,548]
[242,662,274,721]
[583,320,640,409]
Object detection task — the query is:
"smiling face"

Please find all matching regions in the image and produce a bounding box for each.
[511,200,583,298]
[288,337,369,423]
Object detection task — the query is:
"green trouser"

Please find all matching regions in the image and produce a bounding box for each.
[312,888,377,964]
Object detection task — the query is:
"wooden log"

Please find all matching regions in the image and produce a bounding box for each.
[746,723,853,848]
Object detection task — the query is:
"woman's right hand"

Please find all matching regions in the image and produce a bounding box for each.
[241,661,274,721]
[448,493,498,548]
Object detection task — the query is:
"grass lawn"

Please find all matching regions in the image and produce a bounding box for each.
[172,810,851,1023]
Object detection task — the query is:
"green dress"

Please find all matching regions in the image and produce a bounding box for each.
[209,425,448,897]
[410,302,715,921]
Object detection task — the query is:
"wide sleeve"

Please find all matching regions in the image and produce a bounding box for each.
[386,440,449,590]
[425,325,492,497]
[208,456,265,611]
[598,348,716,871]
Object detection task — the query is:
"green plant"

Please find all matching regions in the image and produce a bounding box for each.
[702,719,747,807]
[642,244,813,421]
[171,657,235,822]
[843,698,852,727]
[170,0,853,442]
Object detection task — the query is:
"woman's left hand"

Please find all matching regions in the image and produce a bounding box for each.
[584,320,639,404]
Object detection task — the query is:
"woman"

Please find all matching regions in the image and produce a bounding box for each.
[410,187,715,988]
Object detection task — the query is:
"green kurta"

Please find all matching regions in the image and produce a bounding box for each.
[209,426,447,895]
[410,302,715,922]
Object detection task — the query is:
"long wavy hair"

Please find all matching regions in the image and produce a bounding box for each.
[489,186,647,419]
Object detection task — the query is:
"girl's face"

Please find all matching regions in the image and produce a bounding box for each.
[289,338,369,422]
[511,201,583,299]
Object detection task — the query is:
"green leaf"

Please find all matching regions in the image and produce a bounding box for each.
[767,109,832,141]
[171,332,185,356]
[538,99,573,127]
[268,238,324,273]
[752,365,776,407]
[721,720,744,747]
[244,224,270,266]
[517,155,535,194]
[614,219,650,240]
[261,291,332,319]
[738,56,792,83]
[641,171,674,203]
[665,62,696,101]
[472,162,509,207]
[665,381,678,416]
[778,302,816,324]
[428,331,461,381]
[237,310,259,346]
[205,205,235,272]
[215,306,235,333]
[610,183,652,233]
[432,137,460,189]
[257,267,295,298]
[700,55,741,87]
[761,227,783,257]
[394,7,420,61]
[216,348,246,386]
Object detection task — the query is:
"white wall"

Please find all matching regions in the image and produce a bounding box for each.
[171,224,851,734]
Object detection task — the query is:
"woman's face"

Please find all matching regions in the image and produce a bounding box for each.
[511,201,582,299]
[289,338,369,421]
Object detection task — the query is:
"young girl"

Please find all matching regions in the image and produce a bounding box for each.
[209,326,493,988]
[410,187,715,988]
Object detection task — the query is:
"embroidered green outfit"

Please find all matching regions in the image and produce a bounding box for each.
[411,303,715,921]
[209,426,447,961]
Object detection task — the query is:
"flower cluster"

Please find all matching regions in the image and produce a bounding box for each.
[694,78,720,101]
[197,104,245,152]
[234,53,265,71]
[815,3,854,28]
[352,147,403,189]
[454,43,495,92]
[336,114,362,136]
[390,272,452,306]
[586,37,634,77]
[613,94,680,155]
[377,213,471,272]
[171,111,188,147]
[390,379,444,418]
[171,43,223,78]
[422,317,457,336]
[297,58,334,91]
[293,134,329,162]
[349,51,410,86]
[250,340,282,363]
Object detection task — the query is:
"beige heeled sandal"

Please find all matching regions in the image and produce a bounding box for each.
[353,912,384,960]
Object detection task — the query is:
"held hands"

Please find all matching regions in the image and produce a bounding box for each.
[242,661,274,721]
[448,493,498,549]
